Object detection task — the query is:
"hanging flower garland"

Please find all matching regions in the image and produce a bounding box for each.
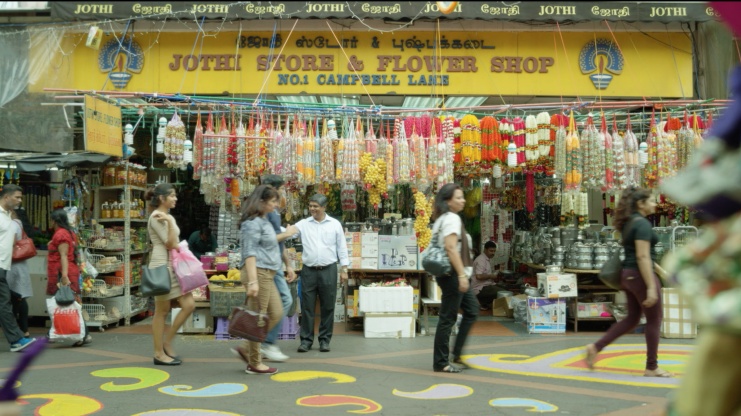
[553,114,568,178]
[479,116,497,163]
[511,117,526,167]
[398,122,411,183]
[611,116,627,191]
[623,115,639,188]
[564,111,582,193]
[227,114,239,177]
[271,114,284,176]
[536,111,551,160]
[413,191,433,251]
[644,111,659,189]
[165,112,186,169]
[525,114,539,165]
[192,112,204,180]
[499,118,511,165]
[320,118,336,183]
[600,113,614,193]
[525,171,535,213]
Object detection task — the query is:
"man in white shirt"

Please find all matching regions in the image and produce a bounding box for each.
[473,241,506,310]
[0,184,36,351]
[283,194,348,353]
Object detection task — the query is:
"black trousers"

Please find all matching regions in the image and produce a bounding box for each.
[0,269,26,344]
[433,274,479,371]
[476,284,506,310]
[299,264,338,345]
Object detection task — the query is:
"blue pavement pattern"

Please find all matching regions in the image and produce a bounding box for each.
[0,318,692,416]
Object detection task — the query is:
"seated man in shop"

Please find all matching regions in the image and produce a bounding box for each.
[187,226,217,259]
[473,241,506,310]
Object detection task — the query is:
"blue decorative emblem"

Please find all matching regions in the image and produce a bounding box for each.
[98,37,144,88]
[579,38,624,90]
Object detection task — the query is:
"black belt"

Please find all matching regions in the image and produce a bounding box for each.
[304,264,333,271]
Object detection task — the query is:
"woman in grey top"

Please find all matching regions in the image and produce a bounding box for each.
[231,185,284,375]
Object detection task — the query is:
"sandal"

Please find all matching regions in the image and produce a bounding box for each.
[452,357,469,369]
[644,368,674,378]
[434,365,462,373]
[585,344,598,370]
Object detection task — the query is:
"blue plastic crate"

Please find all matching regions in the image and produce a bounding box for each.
[214,316,243,341]
[278,314,299,340]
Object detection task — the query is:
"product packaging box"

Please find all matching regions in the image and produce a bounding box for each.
[660,288,697,339]
[363,312,416,338]
[424,275,442,301]
[361,232,379,258]
[359,286,413,313]
[378,235,418,270]
[172,307,213,334]
[537,273,578,298]
[361,258,378,270]
[492,295,516,318]
[574,302,613,318]
[526,297,566,334]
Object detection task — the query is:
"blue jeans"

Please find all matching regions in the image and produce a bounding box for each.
[264,270,292,345]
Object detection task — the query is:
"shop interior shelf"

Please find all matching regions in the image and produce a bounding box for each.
[97,218,148,223]
[98,185,148,192]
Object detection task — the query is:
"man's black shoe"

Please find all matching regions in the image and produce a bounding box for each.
[319,341,330,352]
[297,343,311,353]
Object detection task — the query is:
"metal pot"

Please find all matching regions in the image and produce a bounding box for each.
[545,265,562,273]
[594,255,611,262]
[553,246,565,254]
[576,262,594,269]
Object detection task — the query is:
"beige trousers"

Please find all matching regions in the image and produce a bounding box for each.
[242,268,283,367]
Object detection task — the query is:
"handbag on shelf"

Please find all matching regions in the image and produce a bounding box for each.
[228,281,271,342]
[12,228,36,262]
[599,217,639,290]
[422,219,451,277]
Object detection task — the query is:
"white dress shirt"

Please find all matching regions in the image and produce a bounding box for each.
[0,205,14,271]
[294,214,349,268]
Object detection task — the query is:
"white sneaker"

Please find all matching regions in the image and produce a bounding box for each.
[261,343,289,362]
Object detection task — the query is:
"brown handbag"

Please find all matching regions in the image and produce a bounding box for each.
[227,281,271,342]
[12,228,37,262]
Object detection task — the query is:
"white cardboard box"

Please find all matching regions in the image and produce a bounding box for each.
[363,312,416,338]
[359,286,414,313]
[360,258,378,270]
[536,273,578,298]
[424,275,442,301]
[378,235,418,270]
[361,232,379,258]
[171,307,213,334]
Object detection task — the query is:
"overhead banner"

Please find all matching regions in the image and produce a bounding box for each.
[38,30,693,98]
[50,1,721,23]
[84,96,123,157]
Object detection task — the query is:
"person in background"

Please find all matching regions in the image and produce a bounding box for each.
[146,183,195,366]
[8,210,32,337]
[186,226,217,259]
[585,187,671,377]
[429,183,478,373]
[282,194,348,354]
[258,174,297,362]
[47,208,91,347]
[231,185,284,375]
[473,241,505,311]
[0,184,36,352]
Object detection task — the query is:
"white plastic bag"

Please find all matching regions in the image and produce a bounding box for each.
[46,298,84,342]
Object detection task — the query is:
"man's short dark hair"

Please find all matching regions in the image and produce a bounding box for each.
[308,194,328,207]
[484,241,497,250]
[0,184,22,198]
[200,226,211,237]
[260,174,285,189]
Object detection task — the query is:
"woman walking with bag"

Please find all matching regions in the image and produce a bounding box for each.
[430,183,479,373]
[585,187,672,377]
[147,183,194,366]
[47,209,91,346]
[8,210,32,337]
[231,185,284,375]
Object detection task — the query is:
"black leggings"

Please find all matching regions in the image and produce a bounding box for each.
[10,291,29,334]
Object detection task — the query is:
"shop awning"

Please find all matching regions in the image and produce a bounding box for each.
[50,1,718,24]
[15,152,113,172]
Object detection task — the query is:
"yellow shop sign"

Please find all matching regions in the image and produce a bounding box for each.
[84,95,122,157]
[39,30,692,98]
